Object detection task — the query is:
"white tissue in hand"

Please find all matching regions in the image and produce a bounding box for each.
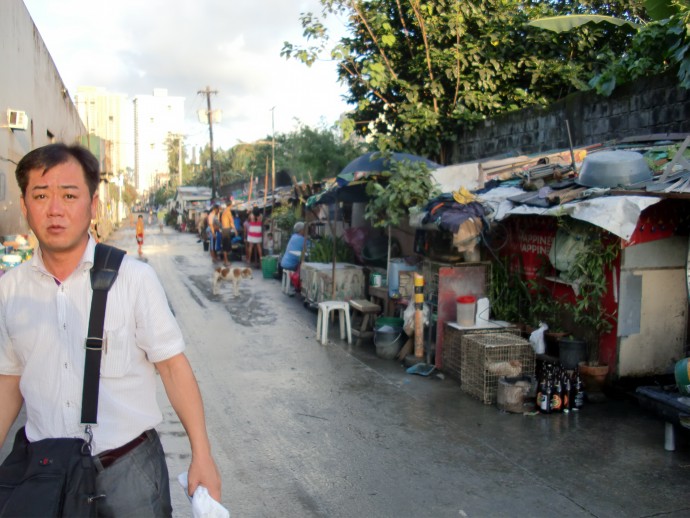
[177,471,230,518]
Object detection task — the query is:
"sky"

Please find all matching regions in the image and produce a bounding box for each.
[22,0,351,153]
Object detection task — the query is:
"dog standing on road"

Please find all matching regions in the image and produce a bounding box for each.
[212,265,253,296]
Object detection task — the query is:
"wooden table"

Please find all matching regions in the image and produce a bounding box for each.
[368,286,390,316]
[349,299,381,346]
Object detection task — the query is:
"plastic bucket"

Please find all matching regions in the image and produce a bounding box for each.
[375,316,404,329]
[374,325,405,359]
[261,255,278,279]
[558,338,587,370]
[456,295,476,326]
[675,358,690,396]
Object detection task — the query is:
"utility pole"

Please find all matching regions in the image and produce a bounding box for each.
[270,106,276,194]
[198,86,218,200]
[177,135,183,187]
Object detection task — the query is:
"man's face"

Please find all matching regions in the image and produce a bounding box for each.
[20,158,98,255]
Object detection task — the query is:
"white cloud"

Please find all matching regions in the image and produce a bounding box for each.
[23,0,350,151]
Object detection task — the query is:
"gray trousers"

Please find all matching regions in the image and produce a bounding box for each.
[94,429,172,518]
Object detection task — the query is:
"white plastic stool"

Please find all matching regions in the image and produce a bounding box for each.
[316,301,352,345]
[282,269,295,295]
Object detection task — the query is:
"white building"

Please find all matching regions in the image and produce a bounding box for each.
[133,89,185,195]
[0,0,86,237]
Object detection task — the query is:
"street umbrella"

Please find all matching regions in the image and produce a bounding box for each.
[309,151,440,301]
[337,151,440,187]
[306,151,440,207]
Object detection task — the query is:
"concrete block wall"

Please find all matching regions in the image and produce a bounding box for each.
[451,72,690,163]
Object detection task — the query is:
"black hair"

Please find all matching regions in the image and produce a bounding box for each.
[15,143,100,197]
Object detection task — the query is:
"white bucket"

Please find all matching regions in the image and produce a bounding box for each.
[456,295,476,327]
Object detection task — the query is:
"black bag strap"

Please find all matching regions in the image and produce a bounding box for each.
[80,243,126,425]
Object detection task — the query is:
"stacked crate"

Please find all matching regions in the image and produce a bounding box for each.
[442,323,521,385]
[460,332,535,404]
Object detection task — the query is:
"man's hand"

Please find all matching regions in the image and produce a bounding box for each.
[187,452,221,501]
[156,354,222,502]
[0,375,22,448]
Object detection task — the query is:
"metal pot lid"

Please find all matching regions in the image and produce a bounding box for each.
[576,150,652,188]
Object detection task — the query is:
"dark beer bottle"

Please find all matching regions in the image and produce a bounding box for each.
[573,369,584,410]
[563,371,572,412]
[551,366,563,412]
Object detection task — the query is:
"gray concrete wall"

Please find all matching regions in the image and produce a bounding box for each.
[451,72,690,163]
[0,0,86,237]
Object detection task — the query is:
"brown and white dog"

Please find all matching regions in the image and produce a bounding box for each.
[212,265,253,296]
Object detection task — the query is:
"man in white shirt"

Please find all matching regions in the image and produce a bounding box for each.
[0,143,221,516]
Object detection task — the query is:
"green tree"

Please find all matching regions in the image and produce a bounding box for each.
[166,134,190,186]
[589,2,690,94]
[282,0,646,163]
[527,0,690,96]
[274,120,365,182]
[201,122,366,185]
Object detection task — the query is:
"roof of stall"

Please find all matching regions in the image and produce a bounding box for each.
[411,135,690,240]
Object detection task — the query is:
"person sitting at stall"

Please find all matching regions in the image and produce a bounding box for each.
[280,221,308,272]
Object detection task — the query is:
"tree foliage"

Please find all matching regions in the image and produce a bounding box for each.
[274,121,366,182]
[589,2,690,94]
[191,121,367,189]
[363,157,439,228]
[282,0,647,163]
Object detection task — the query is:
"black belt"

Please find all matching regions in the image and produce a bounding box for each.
[97,431,149,469]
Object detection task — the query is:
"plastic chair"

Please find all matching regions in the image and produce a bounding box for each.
[282,269,295,295]
[316,301,352,345]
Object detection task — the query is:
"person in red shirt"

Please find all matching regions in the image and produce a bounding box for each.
[245,207,263,267]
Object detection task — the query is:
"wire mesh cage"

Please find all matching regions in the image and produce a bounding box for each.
[442,323,521,385]
[460,332,535,404]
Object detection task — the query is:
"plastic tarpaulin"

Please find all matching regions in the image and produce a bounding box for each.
[421,185,661,241]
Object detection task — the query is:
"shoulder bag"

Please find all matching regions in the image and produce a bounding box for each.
[0,243,125,518]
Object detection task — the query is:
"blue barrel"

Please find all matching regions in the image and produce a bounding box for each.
[388,259,417,297]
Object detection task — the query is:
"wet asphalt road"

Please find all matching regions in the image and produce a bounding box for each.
[3,219,690,518]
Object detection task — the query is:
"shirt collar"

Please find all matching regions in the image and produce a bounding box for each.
[30,233,97,279]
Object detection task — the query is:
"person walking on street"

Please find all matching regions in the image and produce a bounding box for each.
[220,203,236,265]
[136,214,145,257]
[211,218,223,264]
[0,143,221,516]
[207,205,220,263]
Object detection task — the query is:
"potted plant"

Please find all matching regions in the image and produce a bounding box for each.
[488,255,532,326]
[561,222,620,395]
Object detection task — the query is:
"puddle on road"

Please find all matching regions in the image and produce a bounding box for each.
[176,255,277,327]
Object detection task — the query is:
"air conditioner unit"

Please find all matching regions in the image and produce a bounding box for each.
[7,109,28,130]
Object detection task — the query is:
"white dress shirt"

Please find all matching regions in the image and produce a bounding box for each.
[0,236,185,454]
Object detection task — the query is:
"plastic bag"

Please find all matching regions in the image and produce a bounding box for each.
[529,322,548,355]
[402,302,430,335]
[548,225,588,277]
[177,472,230,518]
